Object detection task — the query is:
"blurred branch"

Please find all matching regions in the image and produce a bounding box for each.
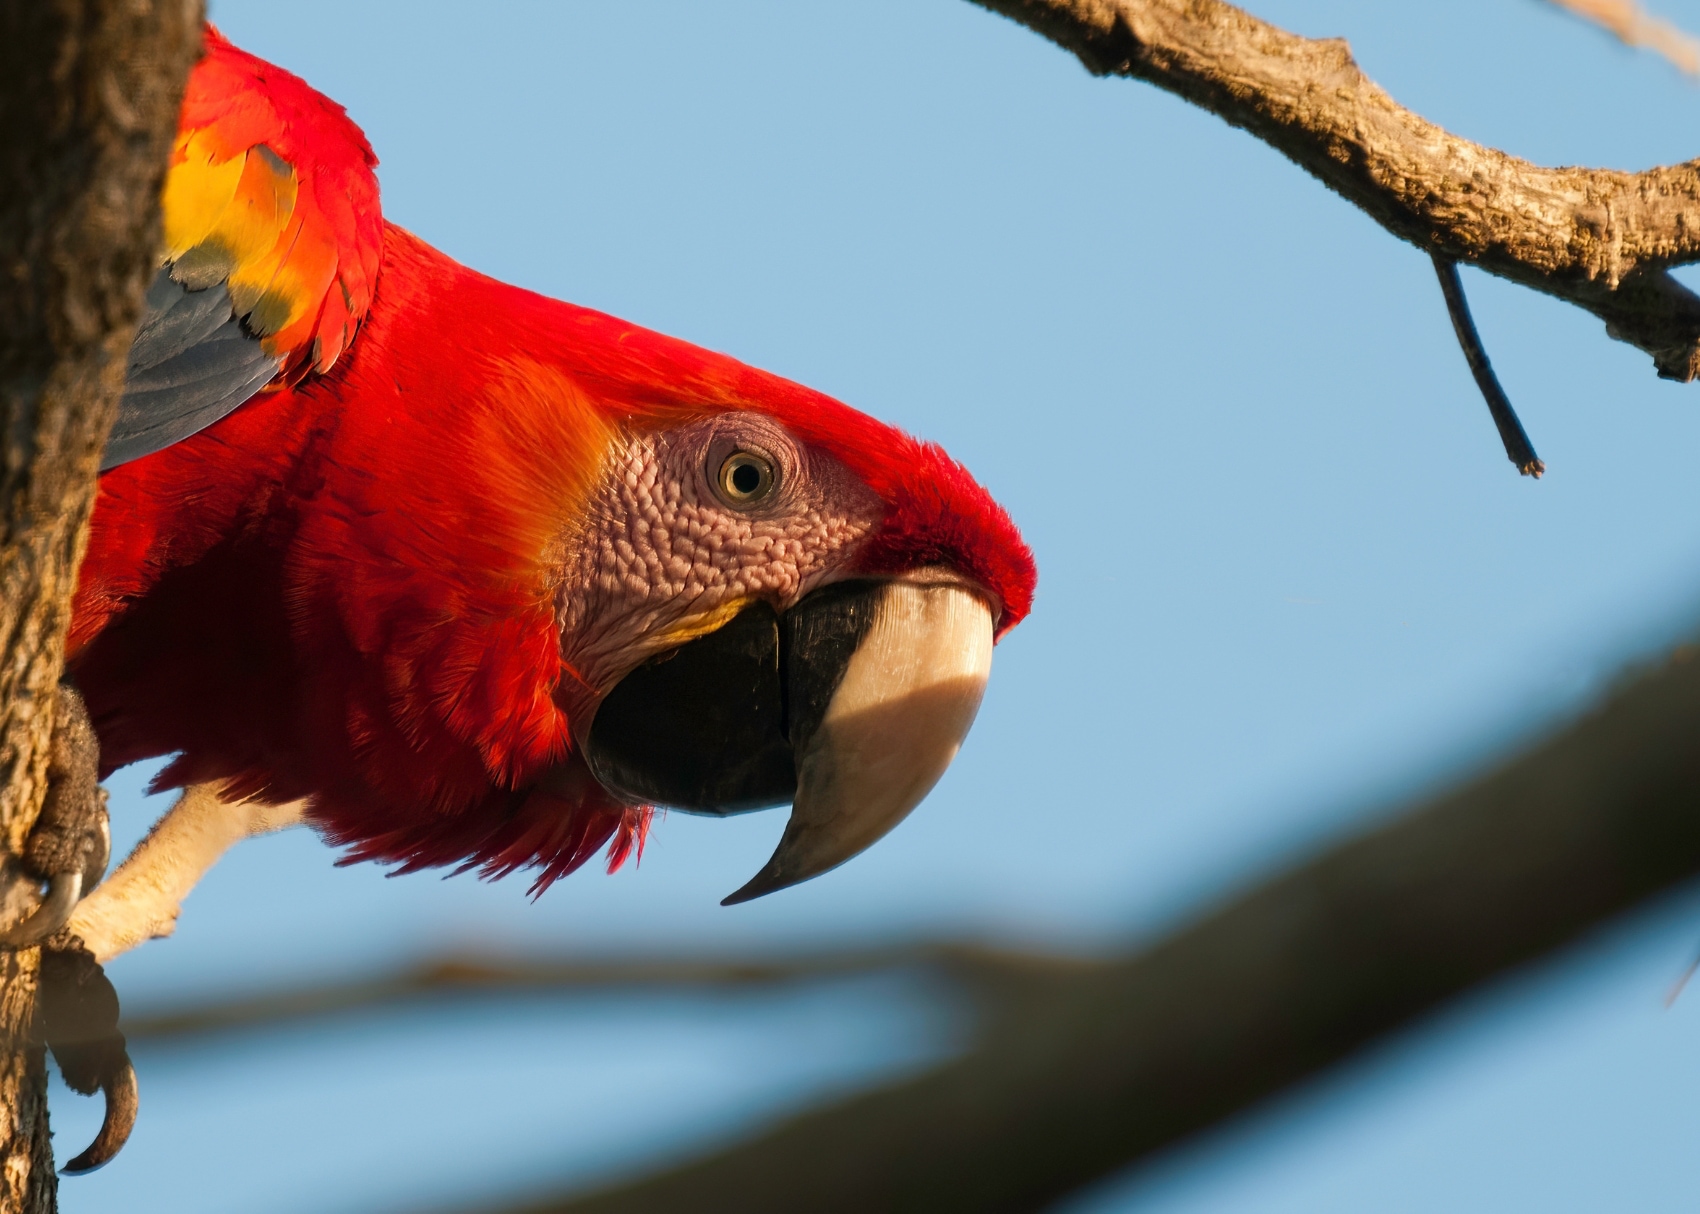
[0,2,200,1209]
[119,944,1091,1042]
[394,643,1700,1214]
[967,0,1700,380]
[1543,0,1700,74]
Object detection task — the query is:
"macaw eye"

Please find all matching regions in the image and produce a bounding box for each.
[716,450,777,507]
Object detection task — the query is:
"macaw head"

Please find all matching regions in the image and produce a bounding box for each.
[545,376,1035,903]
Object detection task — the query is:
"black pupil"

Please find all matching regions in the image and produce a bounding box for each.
[730,461,762,495]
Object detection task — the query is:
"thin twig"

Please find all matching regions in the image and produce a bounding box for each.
[1431,255,1545,477]
[1663,946,1700,1006]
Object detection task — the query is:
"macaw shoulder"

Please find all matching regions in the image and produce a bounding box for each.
[182,29,376,171]
[163,27,382,375]
[105,26,386,469]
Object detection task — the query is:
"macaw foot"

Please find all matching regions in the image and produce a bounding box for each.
[34,783,303,1172]
[0,682,109,948]
[0,692,304,1174]
[34,934,136,1174]
[0,682,132,1171]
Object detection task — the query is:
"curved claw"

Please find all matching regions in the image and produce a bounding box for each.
[83,800,111,893]
[0,872,82,948]
[61,1058,137,1175]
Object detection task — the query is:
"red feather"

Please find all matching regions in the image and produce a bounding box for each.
[70,33,1034,889]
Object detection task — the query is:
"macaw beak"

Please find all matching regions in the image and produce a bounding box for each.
[582,573,996,904]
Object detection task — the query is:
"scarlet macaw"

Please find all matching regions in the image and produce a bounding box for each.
[14,26,1034,1170]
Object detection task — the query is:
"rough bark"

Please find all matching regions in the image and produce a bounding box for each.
[0,2,201,1210]
[449,644,1700,1214]
[969,0,1700,380]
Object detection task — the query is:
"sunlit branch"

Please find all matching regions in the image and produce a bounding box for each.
[968,0,1700,380]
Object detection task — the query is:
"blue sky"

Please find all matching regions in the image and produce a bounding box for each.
[50,2,1700,1210]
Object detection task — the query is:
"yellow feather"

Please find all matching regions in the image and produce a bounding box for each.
[165,142,300,311]
[160,130,246,259]
[216,146,299,277]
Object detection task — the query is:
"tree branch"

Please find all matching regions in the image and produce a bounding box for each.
[0,2,200,1208]
[968,0,1700,380]
[444,643,1700,1214]
[114,943,1086,1043]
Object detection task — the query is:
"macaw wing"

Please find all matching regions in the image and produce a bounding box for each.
[104,26,382,470]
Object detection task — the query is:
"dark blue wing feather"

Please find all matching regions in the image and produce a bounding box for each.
[101,267,283,470]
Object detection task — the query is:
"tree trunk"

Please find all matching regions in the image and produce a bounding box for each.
[0,2,200,1209]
